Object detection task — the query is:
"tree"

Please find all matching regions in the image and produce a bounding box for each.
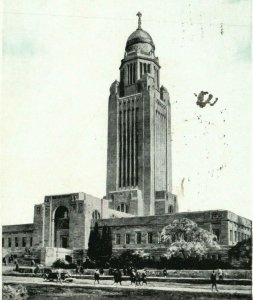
[100,226,112,261]
[161,218,219,259]
[228,238,252,269]
[87,222,101,261]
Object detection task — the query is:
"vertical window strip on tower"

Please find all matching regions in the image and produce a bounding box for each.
[128,108,131,187]
[125,107,129,187]
[118,111,122,188]
[123,110,126,187]
[127,65,130,85]
[135,107,139,185]
[140,62,143,78]
[131,108,134,186]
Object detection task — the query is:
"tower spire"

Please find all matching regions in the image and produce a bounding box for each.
[137,12,142,29]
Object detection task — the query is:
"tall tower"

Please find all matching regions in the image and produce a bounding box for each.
[106,13,178,216]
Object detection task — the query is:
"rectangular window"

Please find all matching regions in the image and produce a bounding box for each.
[116,234,121,245]
[148,232,153,244]
[2,238,4,247]
[230,230,233,242]
[212,229,220,241]
[36,206,41,215]
[15,237,18,247]
[22,237,26,247]
[78,203,83,213]
[234,231,237,242]
[30,237,33,246]
[136,232,141,244]
[8,237,11,247]
[238,232,240,242]
[125,233,130,244]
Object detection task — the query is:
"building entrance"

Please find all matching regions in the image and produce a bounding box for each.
[54,206,69,248]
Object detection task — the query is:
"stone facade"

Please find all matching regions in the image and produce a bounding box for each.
[93,210,252,256]
[2,192,132,265]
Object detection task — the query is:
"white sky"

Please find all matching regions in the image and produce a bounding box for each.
[1,0,252,225]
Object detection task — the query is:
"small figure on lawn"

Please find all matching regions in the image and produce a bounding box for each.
[163,268,168,277]
[57,269,62,284]
[94,269,100,284]
[210,270,219,292]
[113,268,122,285]
[218,268,223,281]
[141,269,147,285]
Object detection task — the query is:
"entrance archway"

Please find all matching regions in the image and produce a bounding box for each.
[54,206,69,248]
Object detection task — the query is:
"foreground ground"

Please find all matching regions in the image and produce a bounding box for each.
[3,275,252,300]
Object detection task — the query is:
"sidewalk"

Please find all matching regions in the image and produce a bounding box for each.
[3,272,251,285]
[3,275,252,299]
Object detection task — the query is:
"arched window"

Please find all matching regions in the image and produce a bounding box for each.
[92,210,101,220]
[168,205,174,214]
[116,203,129,213]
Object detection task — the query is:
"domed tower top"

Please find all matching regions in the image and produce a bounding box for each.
[125,12,155,56]
[119,12,160,97]
[125,12,155,52]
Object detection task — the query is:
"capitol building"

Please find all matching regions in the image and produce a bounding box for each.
[2,14,251,266]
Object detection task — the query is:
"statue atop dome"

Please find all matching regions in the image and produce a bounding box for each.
[137,11,142,29]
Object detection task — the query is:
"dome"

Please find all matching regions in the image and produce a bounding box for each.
[125,28,155,51]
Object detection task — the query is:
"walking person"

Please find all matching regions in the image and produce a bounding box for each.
[130,268,136,285]
[57,269,62,284]
[135,269,140,286]
[218,268,223,281]
[210,270,218,292]
[14,259,19,272]
[117,268,122,285]
[163,268,168,277]
[140,269,147,285]
[94,269,100,284]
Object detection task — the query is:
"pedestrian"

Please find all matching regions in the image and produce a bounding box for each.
[130,268,136,285]
[57,269,62,284]
[15,259,19,272]
[210,270,218,292]
[141,269,147,285]
[218,268,223,281]
[163,268,168,277]
[117,268,122,285]
[135,269,140,286]
[94,269,100,284]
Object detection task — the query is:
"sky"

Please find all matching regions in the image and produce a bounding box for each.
[1,0,252,225]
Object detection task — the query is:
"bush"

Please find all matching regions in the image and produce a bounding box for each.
[107,251,234,270]
[228,238,252,269]
[82,258,96,269]
[3,284,28,299]
[52,259,76,269]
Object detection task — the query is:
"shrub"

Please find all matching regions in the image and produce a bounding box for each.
[3,284,28,299]
[52,259,76,269]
